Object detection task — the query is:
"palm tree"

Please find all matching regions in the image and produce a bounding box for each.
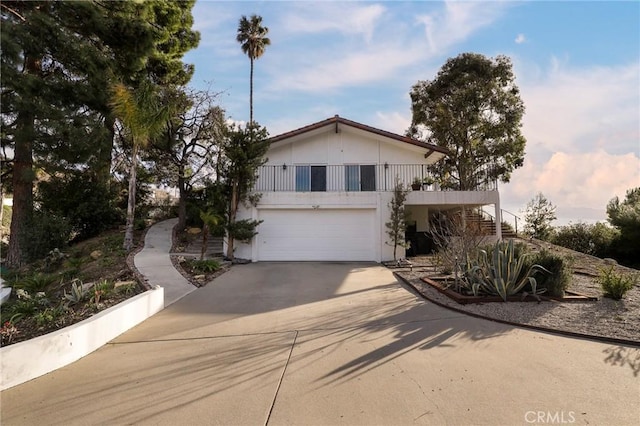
[236,14,270,125]
[110,80,171,251]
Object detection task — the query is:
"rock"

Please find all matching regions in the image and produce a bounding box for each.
[90,250,102,260]
[114,281,136,289]
[604,258,618,266]
[187,227,202,235]
[194,275,206,281]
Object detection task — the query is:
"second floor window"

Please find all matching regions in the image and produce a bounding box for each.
[345,165,376,191]
[296,165,326,191]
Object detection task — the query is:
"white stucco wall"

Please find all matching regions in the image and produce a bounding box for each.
[229,121,501,262]
[266,127,433,167]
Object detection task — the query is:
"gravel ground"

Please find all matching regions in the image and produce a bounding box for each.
[395,248,640,344]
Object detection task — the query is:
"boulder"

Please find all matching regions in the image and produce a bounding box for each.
[114,281,137,289]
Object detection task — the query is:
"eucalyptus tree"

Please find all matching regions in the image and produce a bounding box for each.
[408,53,526,190]
[236,14,270,124]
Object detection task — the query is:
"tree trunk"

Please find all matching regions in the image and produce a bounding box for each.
[177,169,186,231]
[249,58,254,125]
[6,124,33,268]
[6,55,39,268]
[95,115,116,186]
[225,179,238,260]
[200,223,209,261]
[123,144,139,252]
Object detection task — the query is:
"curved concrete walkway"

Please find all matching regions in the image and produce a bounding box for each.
[1,220,638,425]
[134,218,196,306]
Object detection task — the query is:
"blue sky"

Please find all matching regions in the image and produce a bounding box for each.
[184,0,640,225]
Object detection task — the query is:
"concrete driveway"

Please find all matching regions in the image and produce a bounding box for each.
[1,263,638,425]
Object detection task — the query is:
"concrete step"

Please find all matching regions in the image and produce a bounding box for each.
[182,236,224,255]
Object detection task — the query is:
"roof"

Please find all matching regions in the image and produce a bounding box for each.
[268,115,449,158]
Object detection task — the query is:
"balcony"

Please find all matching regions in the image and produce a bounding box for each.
[254,164,497,192]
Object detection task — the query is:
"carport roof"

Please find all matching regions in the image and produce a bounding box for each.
[268,115,450,159]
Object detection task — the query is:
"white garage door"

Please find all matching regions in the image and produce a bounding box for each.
[257,209,376,261]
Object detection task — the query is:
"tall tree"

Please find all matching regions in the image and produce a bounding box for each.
[221,123,269,260]
[236,14,270,124]
[523,192,557,240]
[109,80,172,251]
[1,0,199,266]
[92,0,200,185]
[408,53,526,190]
[150,87,226,230]
[607,187,640,266]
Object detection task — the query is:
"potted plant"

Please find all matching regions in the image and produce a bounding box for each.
[411,177,422,190]
[422,176,435,189]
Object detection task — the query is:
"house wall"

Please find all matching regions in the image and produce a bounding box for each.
[230,122,502,262]
[266,128,431,167]
[233,192,400,262]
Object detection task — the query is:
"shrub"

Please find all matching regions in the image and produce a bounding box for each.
[1,291,49,323]
[550,222,618,258]
[20,211,72,262]
[13,272,58,293]
[33,305,67,327]
[186,259,221,274]
[37,172,123,242]
[523,250,571,297]
[598,267,637,300]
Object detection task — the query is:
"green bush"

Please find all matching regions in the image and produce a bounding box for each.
[186,259,221,274]
[33,305,67,327]
[37,172,123,242]
[523,250,571,297]
[20,212,72,263]
[550,222,618,258]
[598,267,637,300]
[12,272,58,293]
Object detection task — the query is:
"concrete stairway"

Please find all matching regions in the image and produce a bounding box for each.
[464,211,518,239]
[180,235,224,258]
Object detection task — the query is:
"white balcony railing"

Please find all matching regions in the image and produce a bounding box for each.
[254,164,497,192]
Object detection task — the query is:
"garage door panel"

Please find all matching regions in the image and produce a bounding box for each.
[257,209,375,261]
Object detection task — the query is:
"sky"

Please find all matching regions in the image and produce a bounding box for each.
[183,0,640,226]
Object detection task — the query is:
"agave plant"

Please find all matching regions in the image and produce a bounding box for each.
[464,240,550,301]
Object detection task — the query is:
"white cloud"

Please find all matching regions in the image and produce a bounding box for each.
[269,44,422,93]
[515,33,526,44]
[502,151,640,224]
[374,111,411,135]
[268,0,509,94]
[281,3,386,43]
[519,60,640,158]
[416,1,511,55]
[499,60,640,222]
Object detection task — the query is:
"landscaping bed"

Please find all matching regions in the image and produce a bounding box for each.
[394,251,640,344]
[1,229,146,347]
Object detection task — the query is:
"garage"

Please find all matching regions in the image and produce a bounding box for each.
[256,209,377,261]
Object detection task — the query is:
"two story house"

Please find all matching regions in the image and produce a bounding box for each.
[232,115,503,262]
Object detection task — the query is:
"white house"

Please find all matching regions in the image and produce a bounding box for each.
[233,115,502,262]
